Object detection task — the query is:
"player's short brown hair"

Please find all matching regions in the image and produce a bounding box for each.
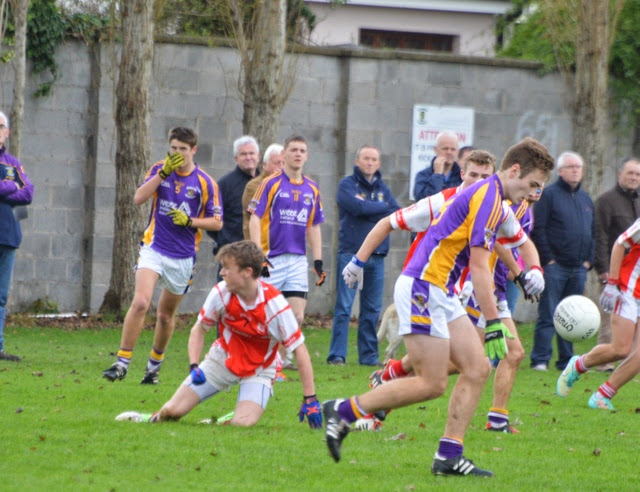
[216,240,264,279]
[500,137,554,178]
[284,135,307,149]
[464,149,495,172]
[169,127,198,148]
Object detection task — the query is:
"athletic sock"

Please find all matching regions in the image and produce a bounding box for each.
[436,437,463,460]
[337,397,364,424]
[384,359,409,381]
[487,407,509,430]
[598,381,617,399]
[575,355,588,373]
[116,349,133,369]
[146,347,164,373]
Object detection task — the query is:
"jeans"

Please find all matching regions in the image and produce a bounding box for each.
[0,245,17,352]
[505,279,520,314]
[328,253,385,365]
[530,262,587,370]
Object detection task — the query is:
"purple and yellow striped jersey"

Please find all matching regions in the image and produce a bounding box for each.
[403,175,525,294]
[248,171,324,257]
[140,161,222,259]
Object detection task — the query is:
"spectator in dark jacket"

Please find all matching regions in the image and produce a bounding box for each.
[593,157,640,369]
[0,110,34,362]
[413,131,462,200]
[327,145,400,366]
[530,151,595,371]
[208,136,259,275]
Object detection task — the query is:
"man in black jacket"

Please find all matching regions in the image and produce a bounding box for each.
[530,151,595,371]
[593,157,640,369]
[208,136,259,278]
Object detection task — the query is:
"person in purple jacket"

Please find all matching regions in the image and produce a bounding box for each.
[102,127,223,384]
[0,110,34,362]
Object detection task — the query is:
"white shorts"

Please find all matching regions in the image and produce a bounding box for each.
[613,290,640,323]
[394,274,466,339]
[265,254,308,293]
[137,245,195,295]
[182,344,274,409]
[476,299,511,329]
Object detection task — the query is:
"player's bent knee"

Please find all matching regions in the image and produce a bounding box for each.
[130,296,152,314]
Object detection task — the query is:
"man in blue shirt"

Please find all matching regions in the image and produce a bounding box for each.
[327,145,399,366]
[413,131,462,200]
[530,151,595,371]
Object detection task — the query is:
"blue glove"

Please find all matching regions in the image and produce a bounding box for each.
[484,319,514,360]
[189,363,206,385]
[298,395,322,429]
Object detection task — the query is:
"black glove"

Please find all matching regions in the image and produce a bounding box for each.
[261,258,273,278]
[314,260,326,286]
[514,272,538,302]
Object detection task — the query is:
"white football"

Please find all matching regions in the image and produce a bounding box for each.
[553,295,600,342]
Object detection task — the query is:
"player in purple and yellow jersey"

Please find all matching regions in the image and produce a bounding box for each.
[323,138,554,478]
[103,127,223,385]
[248,135,325,331]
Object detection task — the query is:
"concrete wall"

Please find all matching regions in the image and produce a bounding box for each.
[1,40,578,317]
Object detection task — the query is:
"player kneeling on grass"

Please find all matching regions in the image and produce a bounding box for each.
[116,241,322,428]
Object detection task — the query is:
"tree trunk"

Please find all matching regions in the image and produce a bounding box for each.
[241,0,286,147]
[100,0,155,314]
[8,0,28,159]
[572,0,611,198]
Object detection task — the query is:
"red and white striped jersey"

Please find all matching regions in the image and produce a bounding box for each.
[198,279,304,377]
[617,218,640,298]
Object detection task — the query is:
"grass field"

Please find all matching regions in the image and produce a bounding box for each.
[1,317,639,491]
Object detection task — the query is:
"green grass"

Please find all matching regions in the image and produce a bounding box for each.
[1,320,639,491]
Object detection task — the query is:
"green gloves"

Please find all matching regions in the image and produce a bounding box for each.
[159,152,185,179]
[484,319,514,360]
[168,208,192,227]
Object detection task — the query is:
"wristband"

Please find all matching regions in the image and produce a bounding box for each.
[530,265,544,273]
[190,363,199,370]
[607,278,620,286]
[303,394,317,403]
[158,169,169,180]
[351,255,365,268]
[485,318,500,327]
[314,259,323,271]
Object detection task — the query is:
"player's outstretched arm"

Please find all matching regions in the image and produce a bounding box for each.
[293,343,322,429]
[187,321,207,367]
[249,213,262,250]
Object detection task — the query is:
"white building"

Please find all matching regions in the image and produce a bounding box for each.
[305,0,512,56]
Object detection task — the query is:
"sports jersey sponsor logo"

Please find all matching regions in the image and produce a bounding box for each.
[279,192,290,198]
[160,180,171,188]
[297,208,308,223]
[279,209,298,218]
[177,202,192,215]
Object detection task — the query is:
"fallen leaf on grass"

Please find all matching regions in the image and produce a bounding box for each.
[386,433,406,441]
[492,447,502,452]
[15,407,23,413]
[32,371,43,377]
[593,449,601,456]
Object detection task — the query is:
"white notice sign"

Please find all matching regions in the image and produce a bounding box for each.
[410,105,474,200]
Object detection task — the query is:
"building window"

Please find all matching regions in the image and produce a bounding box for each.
[360,29,456,52]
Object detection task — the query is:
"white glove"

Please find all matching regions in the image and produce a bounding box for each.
[599,281,621,313]
[458,280,474,308]
[524,267,545,296]
[342,255,364,290]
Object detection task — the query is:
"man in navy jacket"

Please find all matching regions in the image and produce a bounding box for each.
[530,151,595,371]
[327,146,400,366]
[413,131,462,200]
